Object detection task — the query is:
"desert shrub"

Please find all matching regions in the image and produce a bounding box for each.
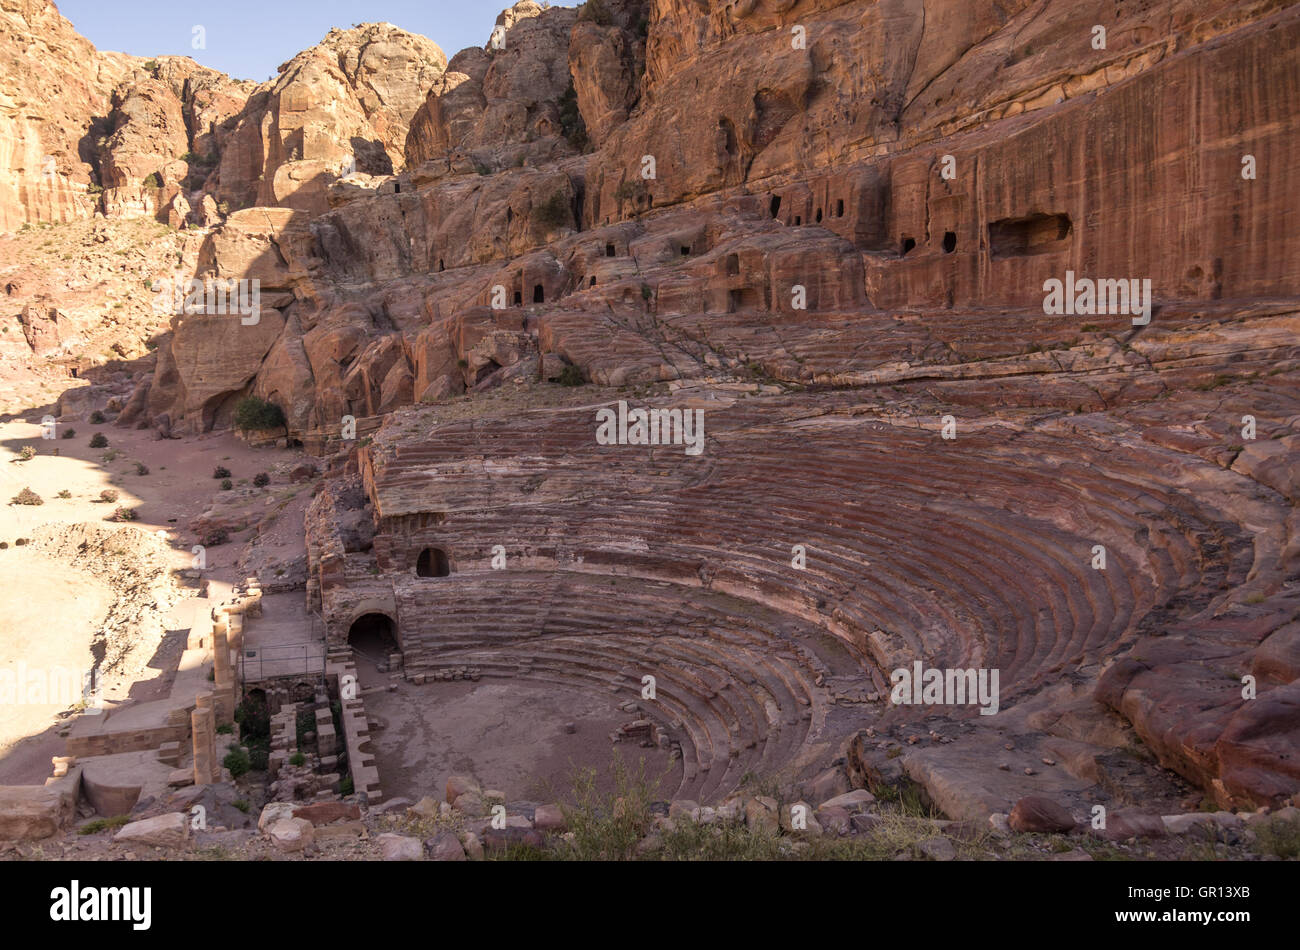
[14,538,27,546]
[533,190,571,233]
[233,395,286,432]
[579,0,613,25]
[78,816,130,835]
[99,488,119,503]
[134,462,149,475]
[89,433,108,448]
[142,171,163,189]
[216,723,233,735]
[18,445,35,461]
[247,749,269,772]
[232,799,250,813]
[558,81,589,152]
[252,472,270,487]
[557,364,585,387]
[56,490,71,499]
[339,776,354,796]
[289,752,306,767]
[220,478,232,490]
[11,488,42,506]
[212,465,231,479]
[201,527,230,546]
[88,410,106,424]
[559,753,660,860]
[0,542,7,549]
[111,506,137,521]
[62,428,75,439]
[223,747,250,778]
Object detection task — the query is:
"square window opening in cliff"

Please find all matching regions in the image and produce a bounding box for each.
[942,231,957,253]
[836,199,845,218]
[513,291,523,307]
[680,245,691,256]
[725,253,740,276]
[988,213,1072,259]
[589,276,597,287]
[794,215,802,226]
[533,284,545,303]
[605,243,616,257]
[900,236,916,256]
[728,287,761,312]
[416,547,451,578]
[770,195,782,219]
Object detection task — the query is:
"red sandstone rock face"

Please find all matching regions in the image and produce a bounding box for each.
[0,0,129,230]
[8,1,1299,815]
[405,2,581,173]
[210,23,446,216]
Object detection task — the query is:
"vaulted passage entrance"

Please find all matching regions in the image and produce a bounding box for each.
[348,612,398,658]
[416,547,450,577]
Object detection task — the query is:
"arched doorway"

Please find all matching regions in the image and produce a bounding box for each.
[348,612,398,659]
[416,547,450,577]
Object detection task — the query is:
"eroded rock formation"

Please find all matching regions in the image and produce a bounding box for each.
[6,0,1299,818]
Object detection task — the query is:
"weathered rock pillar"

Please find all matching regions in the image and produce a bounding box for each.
[212,627,234,724]
[192,695,219,784]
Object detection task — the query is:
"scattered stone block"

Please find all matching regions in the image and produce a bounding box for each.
[113,812,189,849]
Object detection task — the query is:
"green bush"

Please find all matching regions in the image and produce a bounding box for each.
[57,490,71,499]
[212,466,230,479]
[289,752,306,767]
[557,364,585,387]
[223,747,250,778]
[18,446,35,461]
[533,190,571,233]
[79,815,130,835]
[233,396,286,432]
[11,488,42,506]
[579,0,613,26]
[99,488,118,503]
[89,410,106,424]
[248,749,269,772]
[558,82,590,152]
[252,472,270,487]
[135,462,149,475]
[62,428,75,439]
[142,171,163,189]
[220,478,232,490]
[89,433,108,448]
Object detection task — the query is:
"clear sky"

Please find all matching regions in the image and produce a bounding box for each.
[56,0,580,82]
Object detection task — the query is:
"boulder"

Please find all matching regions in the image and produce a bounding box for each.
[1008,796,1076,833]
[427,831,466,861]
[113,812,189,849]
[377,833,424,861]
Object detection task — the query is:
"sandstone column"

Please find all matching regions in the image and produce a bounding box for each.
[191,702,216,786]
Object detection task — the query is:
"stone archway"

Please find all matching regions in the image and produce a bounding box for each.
[416,547,450,577]
[348,612,398,660]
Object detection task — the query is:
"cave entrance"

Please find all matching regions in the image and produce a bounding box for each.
[348,613,398,658]
[533,284,545,303]
[416,547,451,578]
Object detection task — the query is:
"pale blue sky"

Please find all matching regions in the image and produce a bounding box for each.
[56,0,580,82]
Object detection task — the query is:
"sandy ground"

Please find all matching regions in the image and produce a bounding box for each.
[359,662,682,804]
[0,550,112,782]
[0,412,307,782]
